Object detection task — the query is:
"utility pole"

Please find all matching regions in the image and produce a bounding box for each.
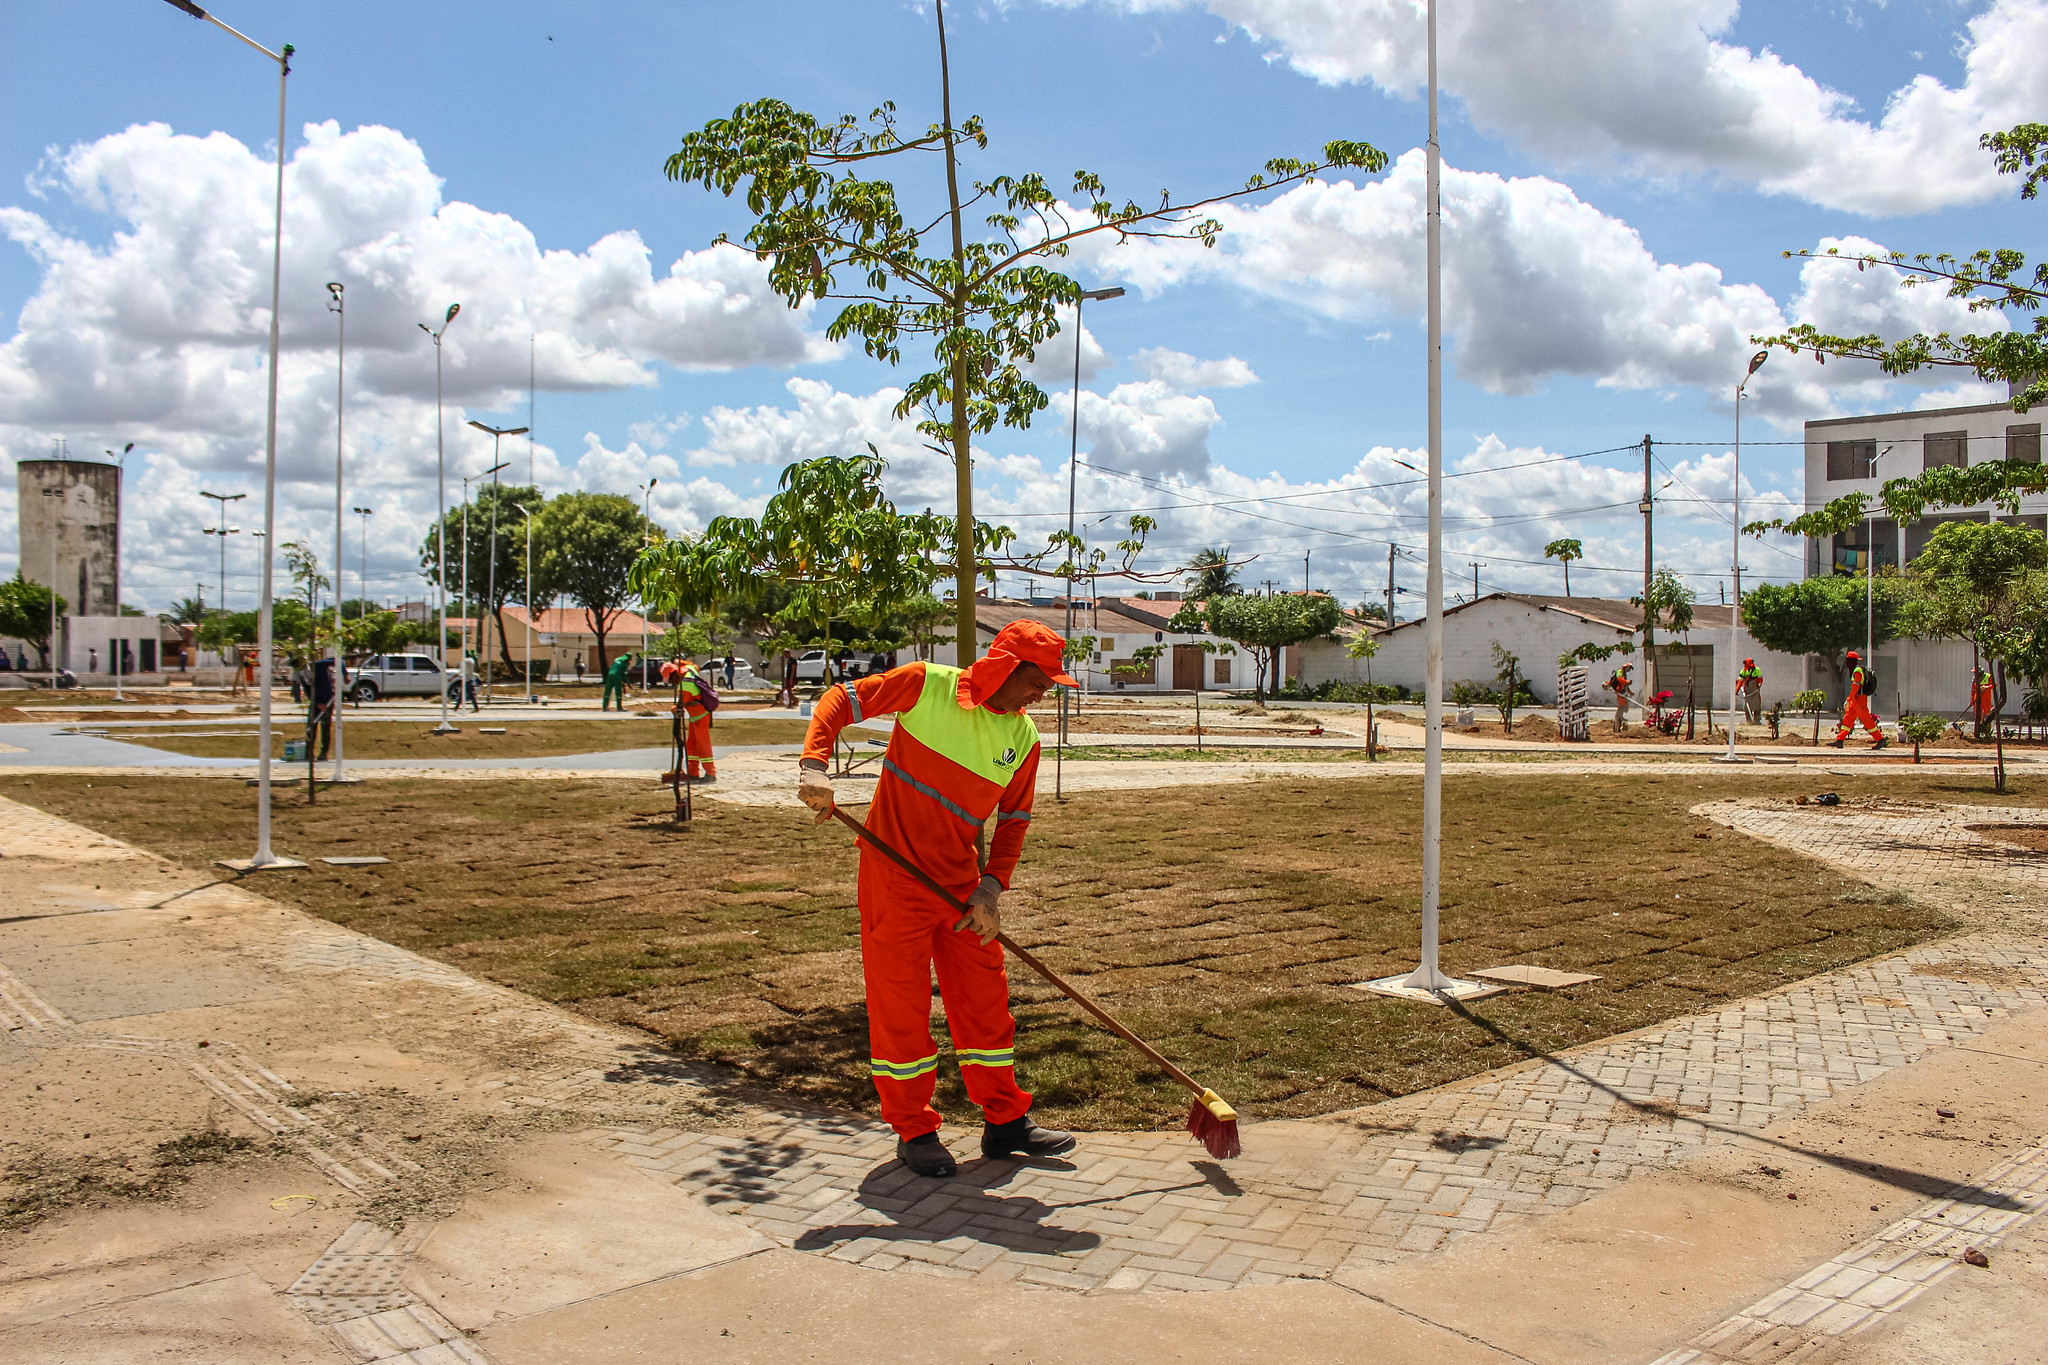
[1385,543,1397,625]
[1640,433,1656,697]
[1303,549,1310,594]
[1469,561,1480,601]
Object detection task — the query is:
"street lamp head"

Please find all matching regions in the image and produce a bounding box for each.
[1747,349,1769,376]
[1079,287,1126,302]
[445,303,461,324]
[161,0,209,18]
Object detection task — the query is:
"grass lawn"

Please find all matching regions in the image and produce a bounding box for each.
[11,769,2004,1133]
[101,716,811,759]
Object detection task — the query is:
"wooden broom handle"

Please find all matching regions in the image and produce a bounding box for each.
[828,807,1203,1097]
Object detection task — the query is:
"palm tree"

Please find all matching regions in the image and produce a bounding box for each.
[164,596,211,625]
[1544,538,1584,597]
[1187,547,1241,600]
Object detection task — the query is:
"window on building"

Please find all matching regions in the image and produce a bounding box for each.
[1099,636,1116,651]
[1213,657,1231,685]
[1825,438,1876,480]
[1831,518,1898,573]
[2008,424,2042,464]
[1922,430,1967,470]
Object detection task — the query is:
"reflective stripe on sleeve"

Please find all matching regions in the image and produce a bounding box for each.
[845,682,864,723]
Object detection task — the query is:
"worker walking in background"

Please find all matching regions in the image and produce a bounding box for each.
[1737,658,1764,725]
[1606,663,1634,730]
[1829,649,1889,749]
[1973,665,1998,739]
[796,621,1076,1180]
[601,651,631,711]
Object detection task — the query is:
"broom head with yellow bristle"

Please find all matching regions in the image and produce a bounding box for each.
[1186,1088,1241,1160]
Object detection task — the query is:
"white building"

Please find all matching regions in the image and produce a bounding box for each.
[1316,593,1806,709]
[1799,397,2043,715]
[974,598,1235,691]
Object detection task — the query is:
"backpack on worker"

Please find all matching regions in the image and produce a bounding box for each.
[1859,665,1877,696]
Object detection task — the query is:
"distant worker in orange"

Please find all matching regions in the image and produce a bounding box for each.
[1828,649,1888,749]
[1606,662,1634,730]
[661,658,719,782]
[1737,658,1764,725]
[1972,665,1997,738]
[796,621,1074,1179]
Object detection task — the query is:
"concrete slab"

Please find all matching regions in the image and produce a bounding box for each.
[4,937,282,1021]
[409,1132,774,1333]
[477,1248,1507,1365]
[0,1270,339,1364]
[317,856,389,866]
[1470,964,1604,989]
[1347,974,1509,1003]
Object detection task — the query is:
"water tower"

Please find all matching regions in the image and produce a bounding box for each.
[16,458,121,616]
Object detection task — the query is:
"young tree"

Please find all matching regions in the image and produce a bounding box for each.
[1741,575,1906,704]
[280,540,330,615]
[1632,568,1695,703]
[1756,123,2047,413]
[0,573,64,668]
[1902,519,2048,793]
[1489,641,1523,733]
[534,492,655,671]
[1543,538,1583,597]
[1792,688,1830,745]
[1186,548,1241,601]
[665,0,1384,663]
[1173,594,1343,703]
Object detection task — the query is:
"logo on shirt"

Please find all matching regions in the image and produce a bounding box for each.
[996,746,1018,769]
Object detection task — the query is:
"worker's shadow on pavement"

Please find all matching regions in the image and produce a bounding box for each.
[793,1159,1104,1254]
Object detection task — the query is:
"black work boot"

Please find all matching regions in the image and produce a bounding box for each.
[895,1132,957,1179]
[1826,738,1845,749]
[1872,736,1889,750]
[981,1114,1078,1160]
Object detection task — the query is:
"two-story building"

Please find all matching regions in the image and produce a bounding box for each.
[1801,395,2043,714]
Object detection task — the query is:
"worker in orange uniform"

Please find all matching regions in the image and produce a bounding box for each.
[1972,665,1997,738]
[661,659,719,782]
[1737,658,1764,725]
[1606,662,1634,730]
[796,621,1075,1179]
[1828,649,1889,749]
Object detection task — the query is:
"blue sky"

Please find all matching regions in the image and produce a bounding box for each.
[1,0,2040,613]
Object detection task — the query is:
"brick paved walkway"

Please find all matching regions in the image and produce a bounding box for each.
[586,799,2048,1294]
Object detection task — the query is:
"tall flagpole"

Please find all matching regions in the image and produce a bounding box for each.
[1368,0,1480,1001]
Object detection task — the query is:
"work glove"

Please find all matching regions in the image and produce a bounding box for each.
[797,768,836,825]
[955,874,1002,945]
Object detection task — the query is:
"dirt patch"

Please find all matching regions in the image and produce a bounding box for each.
[1,1128,257,1233]
[105,716,810,760]
[1967,823,2048,853]
[14,771,1972,1135]
[1910,958,2036,990]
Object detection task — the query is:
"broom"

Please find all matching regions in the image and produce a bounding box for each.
[827,807,1241,1159]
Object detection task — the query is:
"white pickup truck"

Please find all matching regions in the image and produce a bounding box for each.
[348,653,462,703]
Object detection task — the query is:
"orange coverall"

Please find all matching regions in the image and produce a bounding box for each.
[803,661,1041,1141]
[1835,664,1883,742]
[1974,669,1997,727]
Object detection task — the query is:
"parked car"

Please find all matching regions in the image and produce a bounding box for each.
[699,657,756,688]
[348,653,460,703]
[793,649,894,684]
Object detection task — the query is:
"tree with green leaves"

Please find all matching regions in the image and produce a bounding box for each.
[280,540,330,616]
[163,596,211,626]
[1901,519,2048,792]
[1543,538,1583,597]
[534,491,656,671]
[1172,593,1343,703]
[420,484,546,669]
[1489,641,1524,732]
[665,0,1384,663]
[1186,548,1241,601]
[0,573,64,668]
[1631,567,1695,700]
[1740,575,1906,704]
[1755,123,2046,412]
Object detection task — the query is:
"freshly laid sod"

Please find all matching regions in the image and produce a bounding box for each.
[11,771,1984,1132]
[103,715,811,760]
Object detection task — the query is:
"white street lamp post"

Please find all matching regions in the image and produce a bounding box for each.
[326,282,346,779]
[351,507,372,626]
[420,303,461,733]
[638,479,658,689]
[1720,349,1768,764]
[516,504,537,703]
[160,0,298,868]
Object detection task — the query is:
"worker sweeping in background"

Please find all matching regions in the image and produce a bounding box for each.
[796,620,1076,1179]
[601,651,631,711]
[1973,665,1998,739]
[1829,649,1889,749]
[1606,662,1634,730]
[1738,658,1763,725]
[663,658,719,782]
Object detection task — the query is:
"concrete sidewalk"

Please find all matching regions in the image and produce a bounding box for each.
[1,794,2045,1363]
